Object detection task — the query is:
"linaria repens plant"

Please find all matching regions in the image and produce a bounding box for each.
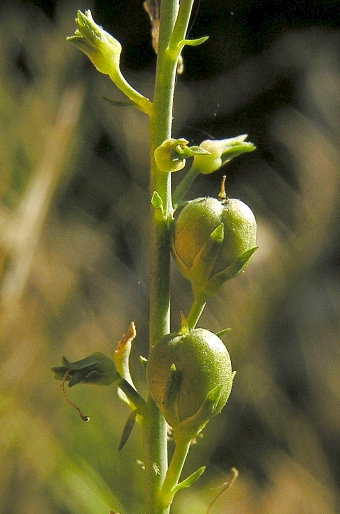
[52,4,257,513]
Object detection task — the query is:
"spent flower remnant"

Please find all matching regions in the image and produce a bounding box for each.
[52,352,117,387]
[154,138,210,173]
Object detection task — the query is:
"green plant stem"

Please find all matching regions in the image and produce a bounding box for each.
[187,296,207,329]
[172,165,200,208]
[170,0,196,58]
[159,436,191,509]
[149,0,197,342]
[145,0,180,511]
[114,374,147,414]
[141,404,170,514]
[145,1,196,512]
[110,68,152,115]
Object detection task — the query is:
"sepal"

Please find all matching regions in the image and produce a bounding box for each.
[192,246,258,300]
[118,410,138,451]
[160,364,182,429]
[102,96,136,108]
[176,385,224,440]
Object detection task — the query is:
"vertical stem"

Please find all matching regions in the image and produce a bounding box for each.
[144,2,179,513]
[149,0,197,342]
[141,407,170,514]
[144,1,196,512]
[187,297,207,330]
[172,165,200,208]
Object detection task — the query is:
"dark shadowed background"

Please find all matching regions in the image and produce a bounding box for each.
[0,0,339,512]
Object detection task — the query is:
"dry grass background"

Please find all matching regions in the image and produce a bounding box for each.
[0,1,339,513]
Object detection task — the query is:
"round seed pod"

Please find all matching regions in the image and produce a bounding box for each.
[147,328,234,432]
[172,196,257,298]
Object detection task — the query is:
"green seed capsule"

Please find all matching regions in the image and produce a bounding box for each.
[171,196,257,300]
[147,328,234,435]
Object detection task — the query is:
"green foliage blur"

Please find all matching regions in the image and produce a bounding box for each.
[0,0,339,512]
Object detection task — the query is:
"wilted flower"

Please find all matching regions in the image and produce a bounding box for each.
[154,138,210,173]
[52,352,117,387]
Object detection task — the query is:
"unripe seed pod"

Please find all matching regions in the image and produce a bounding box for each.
[147,328,234,434]
[172,196,257,299]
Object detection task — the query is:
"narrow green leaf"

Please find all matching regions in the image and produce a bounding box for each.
[183,36,209,47]
[118,409,137,451]
[178,145,211,158]
[178,385,224,439]
[101,96,136,108]
[187,145,211,155]
[173,466,206,494]
[216,328,231,338]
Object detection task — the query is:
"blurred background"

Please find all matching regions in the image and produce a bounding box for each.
[0,0,339,512]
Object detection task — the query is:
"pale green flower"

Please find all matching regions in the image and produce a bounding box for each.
[193,135,255,174]
[67,10,122,76]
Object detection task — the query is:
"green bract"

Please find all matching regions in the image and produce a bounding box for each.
[146,328,234,437]
[172,196,257,301]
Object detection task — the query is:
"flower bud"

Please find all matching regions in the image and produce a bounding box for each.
[193,135,255,174]
[172,196,257,300]
[67,10,122,76]
[146,328,234,437]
